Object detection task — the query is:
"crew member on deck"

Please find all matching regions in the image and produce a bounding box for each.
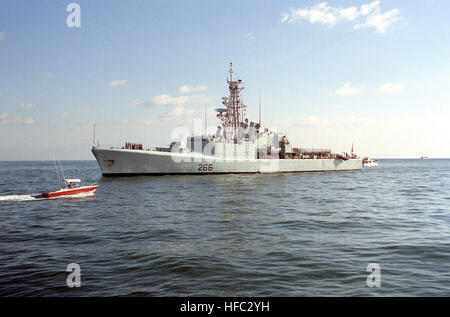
[279,137,286,159]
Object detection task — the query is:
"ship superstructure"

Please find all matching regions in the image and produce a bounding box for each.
[92,64,362,175]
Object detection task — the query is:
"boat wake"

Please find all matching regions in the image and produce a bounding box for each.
[0,194,39,202]
[0,192,96,202]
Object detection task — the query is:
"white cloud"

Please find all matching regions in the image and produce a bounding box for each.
[354,8,400,33]
[0,112,36,125]
[0,32,5,41]
[377,82,405,94]
[42,72,53,79]
[109,80,127,87]
[0,112,8,123]
[281,1,400,33]
[61,112,71,119]
[132,93,208,108]
[156,105,198,124]
[15,117,36,125]
[132,94,188,107]
[0,92,3,97]
[20,102,36,109]
[281,1,377,25]
[119,118,130,124]
[118,105,216,129]
[177,85,207,94]
[244,32,255,40]
[118,106,194,127]
[168,105,191,117]
[331,83,361,96]
[266,113,450,158]
[273,115,329,127]
[119,117,155,126]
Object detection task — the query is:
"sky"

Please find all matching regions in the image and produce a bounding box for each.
[0,0,449,160]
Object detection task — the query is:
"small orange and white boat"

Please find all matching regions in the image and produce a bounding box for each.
[36,179,98,199]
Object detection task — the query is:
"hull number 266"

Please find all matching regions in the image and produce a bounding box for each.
[198,164,213,172]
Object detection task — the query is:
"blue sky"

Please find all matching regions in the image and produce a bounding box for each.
[0,0,449,159]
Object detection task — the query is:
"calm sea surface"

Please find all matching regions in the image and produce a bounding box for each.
[0,159,449,296]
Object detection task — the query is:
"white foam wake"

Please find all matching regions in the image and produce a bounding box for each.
[0,191,96,202]
[0,194,37,201]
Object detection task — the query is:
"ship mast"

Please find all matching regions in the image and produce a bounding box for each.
[259,89,261,126]
[217,62,245,141]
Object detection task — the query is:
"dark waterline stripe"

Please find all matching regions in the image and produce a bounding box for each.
[101,169,362,177]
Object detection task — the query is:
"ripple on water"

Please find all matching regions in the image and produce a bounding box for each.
[0,159,449,296]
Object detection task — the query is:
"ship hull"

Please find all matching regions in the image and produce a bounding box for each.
[92,148,362,176]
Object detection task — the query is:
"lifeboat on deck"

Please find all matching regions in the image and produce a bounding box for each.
[37,179,98,198]
[336,154,349,161]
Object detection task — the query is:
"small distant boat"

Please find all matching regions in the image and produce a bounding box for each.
[363,157,379,167]
[420,156,429,160]
[35,179,98,199]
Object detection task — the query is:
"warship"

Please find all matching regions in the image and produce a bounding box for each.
[92,63,362,176]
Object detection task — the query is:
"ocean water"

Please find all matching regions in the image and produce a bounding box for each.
[0,159,449,296]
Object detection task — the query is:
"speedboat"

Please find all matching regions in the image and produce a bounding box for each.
[36,179,98,198]
[363,157,379,167]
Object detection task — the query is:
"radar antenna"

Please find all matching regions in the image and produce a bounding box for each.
[216,62,245,141]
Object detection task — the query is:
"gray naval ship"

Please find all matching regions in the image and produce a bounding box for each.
[92,63,362,176]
